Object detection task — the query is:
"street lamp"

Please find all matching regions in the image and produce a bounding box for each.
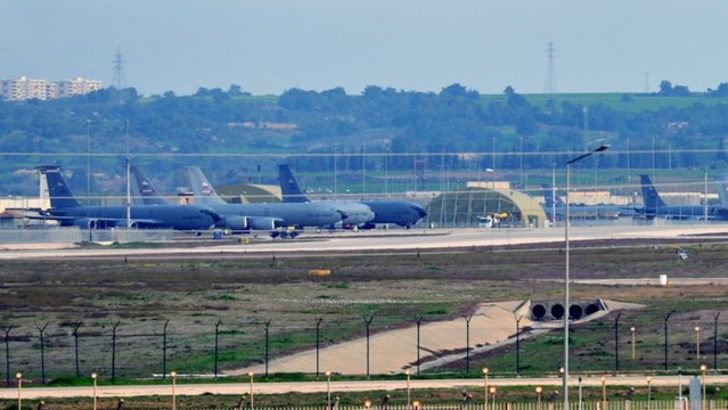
[365,399,373,410]
[646,376,652,410]
[695,326,701,359]
[248,371,255,410]
[92,372,98,410]
[412,401,420,410]
[563,144,609,410]
[536,386,543,410]
[700,364,708,410]
[170,370,177,410]
[326,370,332,410]
[601,375,607,409]
[16,372,22,410]
[630,326,637,361]
[489,386,496,407]
[482,367,490,410]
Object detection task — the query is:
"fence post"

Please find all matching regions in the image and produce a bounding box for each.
[713,312,720,370]
[614,313,621,372]
[72,322,83,377]
[162,320,169,380]
[364,315,374,379]
[664,311,673,371]
[464,315,472,377]
[111,321,120,380]
[415,315,424,375]
[214,319,222,379]
[315,317,323,379]
[36,323,49,384]
[264,319,272,378]
[3,326,14,387]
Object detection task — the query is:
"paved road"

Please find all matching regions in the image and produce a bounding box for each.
[2,375,725,400]
[3,224,728,260]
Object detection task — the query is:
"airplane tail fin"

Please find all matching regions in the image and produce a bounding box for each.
[38,165,81,208]
[131,165,172,205]
[640,174,667,212]
[185,166,228,206]
[542,185,563,208]
[277,164,309,203]
[717,179,728,207]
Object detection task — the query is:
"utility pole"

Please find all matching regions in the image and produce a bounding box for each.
[544,41,556,94]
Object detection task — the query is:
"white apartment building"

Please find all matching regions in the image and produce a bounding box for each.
[1,76,103,101]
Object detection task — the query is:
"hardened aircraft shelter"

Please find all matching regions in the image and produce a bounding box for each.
[425,185,547,228]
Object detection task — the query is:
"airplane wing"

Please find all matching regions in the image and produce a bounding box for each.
[25,212,167,228]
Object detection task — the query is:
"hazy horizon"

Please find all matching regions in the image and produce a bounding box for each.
[3,0,727,96]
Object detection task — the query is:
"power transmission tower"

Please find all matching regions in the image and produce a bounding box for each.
[544,41,556,94]
[111,46,127,89]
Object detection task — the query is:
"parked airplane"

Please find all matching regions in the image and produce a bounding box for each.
[185,166,345,236]
[277,164,427,228]
[34,166,220,230]
[542,186,624,221]
[638,174,728,220]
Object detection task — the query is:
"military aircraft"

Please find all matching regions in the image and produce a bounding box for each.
[132,165,346,237]
[542,186,627,221]
[33,166,220,231]
[277,164,427,229]
[184,166,346,236]
[637,175,728,220]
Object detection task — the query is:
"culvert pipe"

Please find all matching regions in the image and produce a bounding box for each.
[531,304,547,320]
[550,303,565,319]
[585,303,600,316]
[569,304,584,320]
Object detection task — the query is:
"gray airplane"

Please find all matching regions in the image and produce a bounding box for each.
[185,166,346,236]
[34,166,220,231]
[278,164,427,228]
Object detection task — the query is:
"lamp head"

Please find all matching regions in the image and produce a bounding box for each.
[601,376,606,383]
[170,371,177,378]
[325,370,332,377]
[700,364,707,372]
[695,326,701,332]
[405,369,411,376]
[365,400,372,408]
[489,386,496,394]
[482,367,489,375]
[15,372,22,379]
[91,372,97,380]
[646,376,652,383]
[536,386,543,393]
[247,371,254,378]
[630,326,636,332]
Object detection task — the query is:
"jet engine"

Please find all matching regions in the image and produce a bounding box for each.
[73,218,99,229]
[250,217,281,230]
[223,215,250,231]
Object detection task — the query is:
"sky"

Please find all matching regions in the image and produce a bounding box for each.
[2,0,727,96]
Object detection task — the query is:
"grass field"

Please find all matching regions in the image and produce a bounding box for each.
[1,240,728,383]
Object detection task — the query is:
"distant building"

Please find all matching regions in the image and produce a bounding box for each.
[1,76,102,101]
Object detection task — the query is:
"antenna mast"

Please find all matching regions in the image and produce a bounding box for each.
[112,47,127,89]
[545,41,556,94]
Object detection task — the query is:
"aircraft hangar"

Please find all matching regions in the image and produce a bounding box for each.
[425,186,547,228]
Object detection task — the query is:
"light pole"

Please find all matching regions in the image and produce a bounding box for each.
[326,370,332,410]
[563,144,609,410]
[695,326,701,360]
[92,372,98,410]
[171,370,177,410]
[646,376,652,410]
[578,377,583,410]
[482,367,489,410]
[16,372,22,410]
[248,371,255,410]
[406,369,412,410]
[601,375,607,410]
[630,326,637,361]
[536,386,543,410]
[700,364,707,410]
[489,386,496,408]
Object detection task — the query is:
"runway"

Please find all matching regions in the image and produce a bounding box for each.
[1,374,724,400]
[2,223,728,259]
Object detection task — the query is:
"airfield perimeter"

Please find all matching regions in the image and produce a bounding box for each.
[0,224,728,404]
